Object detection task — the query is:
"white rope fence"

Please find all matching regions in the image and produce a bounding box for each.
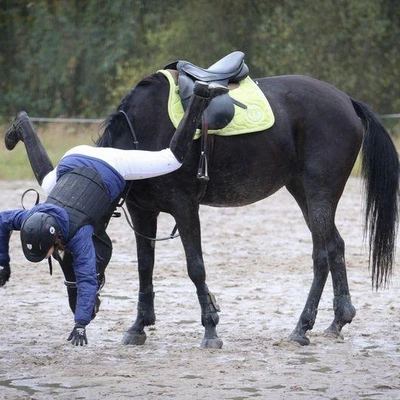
[379,114,400,119]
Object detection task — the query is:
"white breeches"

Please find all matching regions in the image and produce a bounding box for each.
[41,145,182,194]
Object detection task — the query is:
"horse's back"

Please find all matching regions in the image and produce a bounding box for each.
[201,75,363,207]
[261,75,364,186]
[257,75,361,126]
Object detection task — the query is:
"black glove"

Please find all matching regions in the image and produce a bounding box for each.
[67,323,88,346]
[0,264,11,287]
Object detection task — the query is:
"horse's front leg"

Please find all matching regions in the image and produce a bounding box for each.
[175,206,223,349]
[324,228,356,338]
[122,208,159,345]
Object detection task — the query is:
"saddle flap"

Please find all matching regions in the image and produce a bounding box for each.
[203,95,235,130]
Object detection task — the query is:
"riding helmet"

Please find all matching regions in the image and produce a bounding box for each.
[20,212,60,262]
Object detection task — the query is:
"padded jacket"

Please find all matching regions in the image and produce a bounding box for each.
[0,154,126,325]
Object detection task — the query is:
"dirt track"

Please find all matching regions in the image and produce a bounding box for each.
[0,177,399,399]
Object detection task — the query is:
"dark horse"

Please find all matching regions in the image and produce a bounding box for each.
[97,70,399,348]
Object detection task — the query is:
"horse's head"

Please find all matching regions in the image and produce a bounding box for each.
[96,72,174,151]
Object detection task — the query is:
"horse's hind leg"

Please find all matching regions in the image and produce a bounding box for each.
[286,179,355,345]
[324,227,356,338]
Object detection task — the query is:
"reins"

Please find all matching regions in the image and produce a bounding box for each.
[116,110,211,241]
[117,109,180,241]
[118,183,180,242]
[21,188,40,209]
[118,203,179,241]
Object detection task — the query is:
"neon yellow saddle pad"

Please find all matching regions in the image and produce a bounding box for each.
[159,69,275,138]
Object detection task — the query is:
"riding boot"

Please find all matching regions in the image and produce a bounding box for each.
[169,81,229,162]
[5,111,54,185]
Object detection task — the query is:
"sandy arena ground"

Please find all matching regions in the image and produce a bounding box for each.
[0,177,399,399]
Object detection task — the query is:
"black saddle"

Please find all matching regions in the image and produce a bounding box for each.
[164,51,249,130]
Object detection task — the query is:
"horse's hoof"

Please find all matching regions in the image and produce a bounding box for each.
[324,325,344,339]
[200,337,223,349]
[288,331,310,346]
[122,330,147,345]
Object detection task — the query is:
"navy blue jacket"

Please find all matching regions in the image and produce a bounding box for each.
[0,154,126,325]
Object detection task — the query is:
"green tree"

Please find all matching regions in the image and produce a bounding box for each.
[0,0,399,118]
[251,0,400,112]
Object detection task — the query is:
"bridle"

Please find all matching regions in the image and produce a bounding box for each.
[117,109,180,242]
[118,203,180,242]
[118,110,139,149]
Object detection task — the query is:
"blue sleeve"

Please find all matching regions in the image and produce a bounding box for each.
[0,209,30,265]
[68,224,98,325]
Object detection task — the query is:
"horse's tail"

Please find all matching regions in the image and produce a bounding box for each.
[352,98,400,289]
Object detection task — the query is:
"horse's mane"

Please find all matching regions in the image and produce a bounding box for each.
[96,89,134,147]
[96,74,163,148]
